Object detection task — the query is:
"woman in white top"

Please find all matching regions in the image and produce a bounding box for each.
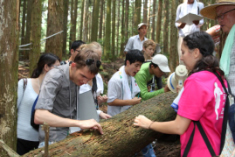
[17,53,60,155]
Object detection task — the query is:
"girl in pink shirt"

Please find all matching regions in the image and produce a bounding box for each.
[134,31,227,157]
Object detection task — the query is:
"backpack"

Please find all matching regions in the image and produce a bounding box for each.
[30,96,39,131]
[228,85,235,143]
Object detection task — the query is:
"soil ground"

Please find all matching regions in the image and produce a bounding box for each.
[18,58,181,157]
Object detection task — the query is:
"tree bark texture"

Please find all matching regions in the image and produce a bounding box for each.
[21,92,177,157]
[62,0,69,56]
[98,0,104,40]
[91,0,99,42]
[20,0,26,45]
[151,0,156,41]
[45,0,63,60]
[79,0,84,40]
[163,0,169,55]
[104,0,111,59]
[0,0,19,153]
[143,0,148,23]
[70,0,78,48]
[29,0,42,75]
[82,0,89,42]
[111,0,116,59]
[156,0,162,43]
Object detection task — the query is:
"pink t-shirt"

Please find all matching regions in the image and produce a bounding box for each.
[178,71,227,157]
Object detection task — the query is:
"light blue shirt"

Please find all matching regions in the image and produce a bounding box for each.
[124,35,147,52]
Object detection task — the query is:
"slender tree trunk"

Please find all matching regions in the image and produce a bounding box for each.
[156,0,163,43]
[22,0,33,60]
[20,92,177,157]
[147,0,151,36]
[111,0,116,59]
[124,0,129,46]
[170,0,178,71]
[70,0,78,47]
[104,0,111,59]
[143,0,148,23]
[62,0,69,57]
[102,1,106,38]
[119,0,125,58]
[45,0,64,60]
[163,0,169,55]
[82,0,89,42]
[91,0,100,41]
[99,0,104,40]
[0,0,19,154]
[80,0,84,40]
[29,0,42,75]
[151,0,156,41]
[20,0,26,45]
[116,0,121,56]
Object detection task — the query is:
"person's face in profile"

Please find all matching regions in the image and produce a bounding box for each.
[216,6,235,33]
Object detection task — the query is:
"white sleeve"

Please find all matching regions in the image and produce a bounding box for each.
[107,76,122,103]
[17,79,24,108]
[96,73,104,94]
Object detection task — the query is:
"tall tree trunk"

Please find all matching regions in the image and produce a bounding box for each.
[22,0,33,60]
[124,0,129,48]
[82,0,89,42]
[151,0,156,41]
[156,0,163,43]
[111,0,116,59]
[116,0,121,56]
[143,0,148,23]
[102,1,106,39]
[170,0,178,71]
[104,0,111,59]
[98,0,104,40]
[20,0,26,45]
[45,0,64,60]
[70,0,78,48]
[79,0,84,40]
[147,0,151,36]
[20,92,177,157]
[62,0,69,57]
[0,0,19,154]
[133,0,141,35]
[29,0,42,75]
[119,0,125,58]
[163,0,169,55]
[91,0,100,41]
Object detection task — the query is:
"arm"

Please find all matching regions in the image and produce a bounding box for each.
[175,4,186,29]
[135,73,164,101]
[35,109,103,134]
[134,114,191,135]
[198,2,204,27]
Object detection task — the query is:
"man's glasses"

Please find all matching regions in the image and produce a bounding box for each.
[86,59,101,68]
[215,8,235,21]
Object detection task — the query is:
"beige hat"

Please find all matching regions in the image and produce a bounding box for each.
[200,0,235,20]
[138,23,147,29]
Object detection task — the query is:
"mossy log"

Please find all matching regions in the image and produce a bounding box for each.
[6,92,177,157]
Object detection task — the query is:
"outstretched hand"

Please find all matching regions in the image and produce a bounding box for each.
[78,119,103,134]
[133,115,153,129]
[99,112,112,119]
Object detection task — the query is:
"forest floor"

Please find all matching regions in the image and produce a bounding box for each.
[18,58,181,157]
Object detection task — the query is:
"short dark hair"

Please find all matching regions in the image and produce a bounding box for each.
[124,49,145,65]
[149,62,158,68]
[70,40,85,51]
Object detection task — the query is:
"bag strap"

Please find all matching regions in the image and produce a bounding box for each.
[183,72,229,156]
[92,77,99,110]
[19,78,27,109]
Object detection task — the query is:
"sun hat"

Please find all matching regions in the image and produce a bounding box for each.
[200,0,235,20]
[138,23,147,29]
[152,54,171,73]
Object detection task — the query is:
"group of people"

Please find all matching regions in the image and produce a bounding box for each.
[16,0,235,157]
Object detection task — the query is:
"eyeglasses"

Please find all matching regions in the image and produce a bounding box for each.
[215,8,235,21]
[86,59,101,68]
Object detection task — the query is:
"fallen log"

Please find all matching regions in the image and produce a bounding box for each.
[8,92,177,157]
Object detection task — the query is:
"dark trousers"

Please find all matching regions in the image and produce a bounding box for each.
[17,138,39,155]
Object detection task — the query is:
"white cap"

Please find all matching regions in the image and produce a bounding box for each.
[138,23,147,29]
[152,54,171,73]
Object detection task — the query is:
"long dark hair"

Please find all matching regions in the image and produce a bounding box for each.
[183,31,224,77]
[31,53,60,78]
